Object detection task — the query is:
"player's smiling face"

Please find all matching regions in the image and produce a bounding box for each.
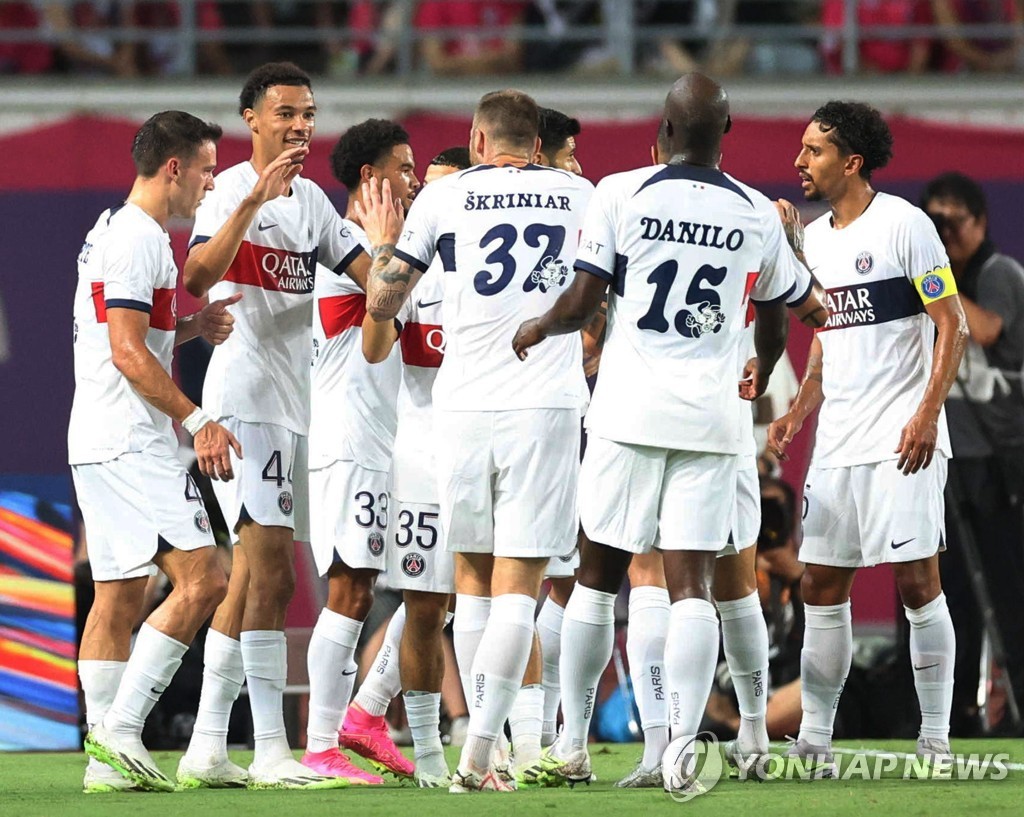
[795,121,848,202]
[172,140,217,219]
[249,84,316,161]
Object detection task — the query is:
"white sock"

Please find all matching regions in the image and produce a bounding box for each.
[798,601,852,746]
[353,603,405,718]
[459,594,536,774]
[453,594,491,709]
[627,585,670,769]
[405,690,447,777]
[717,591,770,750]
[79,659,126,772]
[557,586,616,754]
[536,598,564,745]
[241,629,292,768]
[103,623,187,737]
[306,609,363,753]
[664,598,720,740]
[185,629,243,764]
[906,593,955,742]
[509,683,544,767]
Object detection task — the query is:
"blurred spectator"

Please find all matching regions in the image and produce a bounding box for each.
[250,0,324,71]
[0,2,52,73]
[128,1,232,75]
[929,0,1023,73]
[317,0,414,76]
[520,0,599,73]
[416,0,526,75]
[921,172,1024,734]
[821,0,931,74]
[33,1,136,75]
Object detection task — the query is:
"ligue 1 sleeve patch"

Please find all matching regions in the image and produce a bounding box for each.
[913,265,957,304]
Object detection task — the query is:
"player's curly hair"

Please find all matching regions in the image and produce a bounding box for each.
[238,62,311,115]
[811,101,893,180]
[538,108,581,161]
[330,119,411,191]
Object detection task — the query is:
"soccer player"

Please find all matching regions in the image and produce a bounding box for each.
[73,111,240,792]
[357,89,594,792]
[512,73,804,789]
[768,101,968,775]
[301,118,418,784]
[176,62,369,790]
[360,146,473,788]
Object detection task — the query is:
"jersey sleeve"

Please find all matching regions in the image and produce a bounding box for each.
[189,182,239,250]
[574,178,617,282]
[394,181,443,273]
[750,209,800,304]
[900,207,958,306]
[102,234,164,311]
[320,207,367,276]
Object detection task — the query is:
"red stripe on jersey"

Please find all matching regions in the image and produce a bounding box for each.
[224,240,316,294]
[743,271,759,326]
[319,293,366,339]
[91,281,106,322]
[401,323,445,369]
[150,288,176,331]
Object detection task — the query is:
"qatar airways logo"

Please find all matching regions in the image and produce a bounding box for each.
[424,328,446,354]
[259,250,316,293]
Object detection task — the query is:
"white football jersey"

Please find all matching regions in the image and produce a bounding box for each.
[578,164,803,454]
[394,163,593,411]
[69,203,179,464]
[191,161,364,435]
[310,221,400,471]
[805,192,955,468]
[391,265,445,504]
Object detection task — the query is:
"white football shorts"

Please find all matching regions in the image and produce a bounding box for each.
[800,456,948,568]
[73,451,214,581]
[386,499,454,594]
[719,455,760,558]
[580,435,737,554]
[435,408,580,559]
[308,458,389,576]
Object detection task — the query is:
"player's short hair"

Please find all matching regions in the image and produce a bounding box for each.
[238,61,312,115]
[474,90,539,152]
[920,172,987,219]
[537,107,581,161]
[131,111,223,178]
[330,119,411,191]
[430,146,471,170]
[811,101,893,180]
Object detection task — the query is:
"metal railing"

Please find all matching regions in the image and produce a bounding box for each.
[0,0,1021,78]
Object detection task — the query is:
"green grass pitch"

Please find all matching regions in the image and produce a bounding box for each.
[1,740,1022,817]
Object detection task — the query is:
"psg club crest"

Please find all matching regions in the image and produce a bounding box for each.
[368,531,385,556]
[921,273,945,298]
[278,491,294,516]
[402,552,425,578]
[855,251,874,275]
[194,510,211,534]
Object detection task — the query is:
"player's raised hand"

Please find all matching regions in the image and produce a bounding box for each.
[895,410,938,475]
[739,356,769,401]
[512,318,547,361]
[198,292,242,346]
[354,176,405,247]
[195,421,243,482]
[252,147,307,204]
[774,198,805,255]
[766,412,802,461]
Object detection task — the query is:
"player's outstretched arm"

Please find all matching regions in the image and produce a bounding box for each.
[362,313,399,363]
[107,307,242,480]
[767,335,824,460]
[895,294,968,475]
[790,280,829,328]
[184,147,307,298]
[174,292,243,347]
[513,270,608,361]
[752,300,789,385]
[356,177,423,321]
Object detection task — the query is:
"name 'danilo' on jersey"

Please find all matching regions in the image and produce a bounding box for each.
[640,217,745,251]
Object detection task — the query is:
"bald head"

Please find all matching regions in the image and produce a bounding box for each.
[659,73,730,167]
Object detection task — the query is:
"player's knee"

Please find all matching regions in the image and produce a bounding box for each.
[250,563,296,610]
[404,593,447,634]
[895,573,939,611]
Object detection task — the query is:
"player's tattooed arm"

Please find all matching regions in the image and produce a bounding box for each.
[766,335,824,460]
[896,294,968,475]
[365,245,422,321]
[790,278,829,328]
[775,198,805,257]
[513,271,608,361]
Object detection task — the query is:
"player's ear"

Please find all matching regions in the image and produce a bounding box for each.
[845,153,864,178]
[532,136,541,163]
[166,156,181,181]
[650,145,658,166]
[242,108,257,133]
[360,163,375,185]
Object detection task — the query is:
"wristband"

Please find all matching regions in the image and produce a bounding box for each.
[182,407,214,436]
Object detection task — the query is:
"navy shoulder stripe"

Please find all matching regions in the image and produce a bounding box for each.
[634,164,753,207]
